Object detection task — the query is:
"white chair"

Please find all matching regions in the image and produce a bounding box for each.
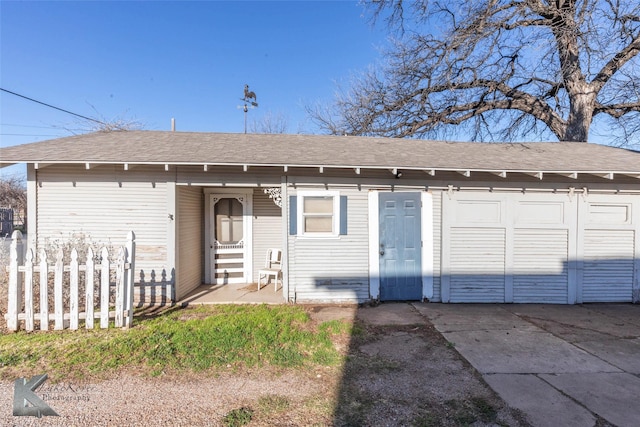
[258,248,282,291]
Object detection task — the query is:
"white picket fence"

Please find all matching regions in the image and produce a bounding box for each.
[5,231,136,332]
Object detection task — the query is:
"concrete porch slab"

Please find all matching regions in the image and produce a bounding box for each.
[179,283,285,305]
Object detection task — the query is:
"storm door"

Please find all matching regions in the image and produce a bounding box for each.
[210,195,249,284]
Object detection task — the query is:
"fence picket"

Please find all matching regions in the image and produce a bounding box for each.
[85,248,95,329]
[100,247,110,329]
[4,232,135,332]
[24,249,34,331]
[54,248,64,330]
[39,249,49,331]
[115,247,125,327]
[125,231,136,328]
[70,249,79,330]
[7,231,23,331]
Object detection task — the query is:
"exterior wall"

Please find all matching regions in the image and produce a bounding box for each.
[288,185,370,302]
[176,186,203,300]
[252,189,283,283]
[35,165,170,296]
[31,163,640,305]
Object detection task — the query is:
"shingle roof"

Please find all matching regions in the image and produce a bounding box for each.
[1,130,639,174]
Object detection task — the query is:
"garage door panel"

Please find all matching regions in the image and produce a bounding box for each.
[514,229,569,303]
[582,229,635,302]
[586,203,632,225]
[449,228,505,303]
[516,201,566,225]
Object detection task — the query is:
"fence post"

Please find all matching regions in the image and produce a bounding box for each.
[24,249,34,331]
[39,249,49,331]
[125,231,136,328]
[69,249,79,330]
[100,247,110,329]
[115,247,125,327]
[54,248,64,330]
[7,230,24,331]
[85,247,95,329]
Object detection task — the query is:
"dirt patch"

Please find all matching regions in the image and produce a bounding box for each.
[332,316,530,426]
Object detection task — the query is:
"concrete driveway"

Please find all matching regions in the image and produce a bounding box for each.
[414,303,640,427]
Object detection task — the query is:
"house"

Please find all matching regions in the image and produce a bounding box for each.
[1,131,639,304]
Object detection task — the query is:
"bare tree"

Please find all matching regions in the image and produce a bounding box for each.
[311,0,640,144]
[65,103,144,134]
[250,111,289,134]
[0,176,27,230]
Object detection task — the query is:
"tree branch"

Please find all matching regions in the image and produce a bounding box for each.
[594,101,640,118]
[591,35,640,93]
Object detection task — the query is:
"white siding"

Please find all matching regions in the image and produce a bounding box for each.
[176,186,203,299]
[36,166,169,290]
[252,189,283,282]
[289,186,369,302]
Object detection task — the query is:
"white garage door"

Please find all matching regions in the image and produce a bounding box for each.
[578,195,640,303]
[441,191,640,304]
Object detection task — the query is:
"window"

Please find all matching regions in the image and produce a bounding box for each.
[215,197,243,243]
[303,195,335,233]
[292,191,346,237]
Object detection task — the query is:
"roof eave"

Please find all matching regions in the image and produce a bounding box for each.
[12,160,639,181]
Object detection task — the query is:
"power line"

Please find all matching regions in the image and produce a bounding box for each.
[1,123,86,132]
[0,88,106,125]
[1,123,60,129]
[0,133,63,137]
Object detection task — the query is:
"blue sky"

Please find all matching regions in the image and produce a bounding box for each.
[1,0,387,178]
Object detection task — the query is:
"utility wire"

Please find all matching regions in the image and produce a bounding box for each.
[0,88,106,125]
[1,123,60,129]
[1,123,86,132]
[0,133,62,137]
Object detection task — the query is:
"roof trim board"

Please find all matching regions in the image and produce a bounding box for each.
[10,160,640,180]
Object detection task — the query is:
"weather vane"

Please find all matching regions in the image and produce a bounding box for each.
[237,84,258,134]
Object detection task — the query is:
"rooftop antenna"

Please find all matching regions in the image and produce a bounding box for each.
[237,84,258,134]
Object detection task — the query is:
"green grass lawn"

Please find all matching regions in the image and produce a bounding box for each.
[0,304,350,381]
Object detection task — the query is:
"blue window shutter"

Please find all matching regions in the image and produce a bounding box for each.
[289,195,297,235]
[339,195,348,235]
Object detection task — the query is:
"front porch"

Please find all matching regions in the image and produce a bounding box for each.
[179,283,286,305]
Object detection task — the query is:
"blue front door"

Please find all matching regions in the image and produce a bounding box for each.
[379,192,422,301]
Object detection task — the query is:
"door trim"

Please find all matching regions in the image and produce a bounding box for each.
[204,189,253,284]
[368,190,433,300]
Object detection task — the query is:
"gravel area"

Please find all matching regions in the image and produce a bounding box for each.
[1,369,337,426]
